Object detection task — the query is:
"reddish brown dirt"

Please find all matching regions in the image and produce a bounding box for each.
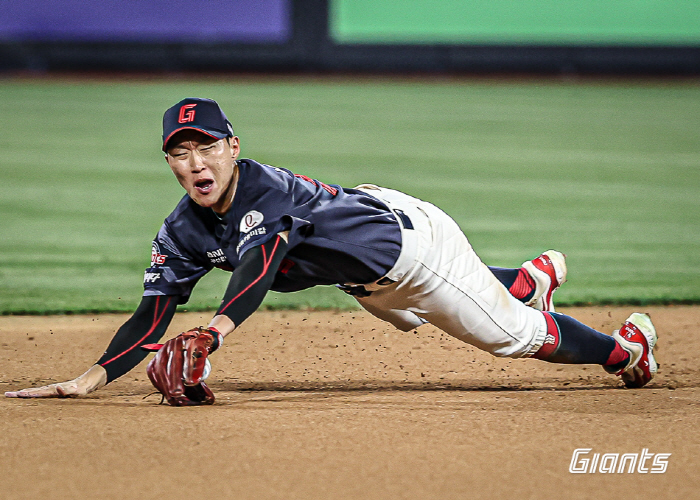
[1,306,698,499]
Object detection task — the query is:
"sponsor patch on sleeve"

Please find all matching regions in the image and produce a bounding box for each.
[236,227,267,254]
[143,271,161,284]
[143,266,178,286]
[240,210,264,233]
[151,242,167,266]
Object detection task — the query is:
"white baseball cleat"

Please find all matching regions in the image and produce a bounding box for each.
[605,312,658,388]
[522,250,567,312]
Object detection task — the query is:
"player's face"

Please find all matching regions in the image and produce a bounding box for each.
[165,130,240,214]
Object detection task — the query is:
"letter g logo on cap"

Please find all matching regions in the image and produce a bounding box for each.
[178,104,197,123]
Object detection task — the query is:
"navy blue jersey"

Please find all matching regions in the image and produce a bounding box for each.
[143,159,402,303]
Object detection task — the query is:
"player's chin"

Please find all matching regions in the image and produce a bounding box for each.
[189,189,219,208]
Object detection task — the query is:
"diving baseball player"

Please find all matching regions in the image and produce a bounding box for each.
[5,98,658,405]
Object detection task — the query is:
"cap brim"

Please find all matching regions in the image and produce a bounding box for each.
[162,126,229,151]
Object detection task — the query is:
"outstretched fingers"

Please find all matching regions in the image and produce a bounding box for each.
[5,381,81,398]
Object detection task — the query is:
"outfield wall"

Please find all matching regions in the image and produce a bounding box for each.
[1,0,699,74]
[331,0,700,45]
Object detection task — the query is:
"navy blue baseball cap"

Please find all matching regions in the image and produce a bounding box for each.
[162,97,234,151]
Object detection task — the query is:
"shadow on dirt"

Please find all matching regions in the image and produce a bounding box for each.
[211,379,632,393]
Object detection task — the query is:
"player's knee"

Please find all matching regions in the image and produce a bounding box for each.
[381,313,427,332]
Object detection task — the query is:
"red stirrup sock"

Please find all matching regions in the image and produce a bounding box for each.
[534,312,631,368]
[509,268,536,301]
[489,267,536,303]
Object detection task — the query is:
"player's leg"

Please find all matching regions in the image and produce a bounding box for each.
[404,224,655,386]
[361,190,656,387]
[489,250,567,312]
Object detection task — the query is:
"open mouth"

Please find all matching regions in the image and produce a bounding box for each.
[194,179,214,194]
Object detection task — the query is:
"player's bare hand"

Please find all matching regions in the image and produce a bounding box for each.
[4,365,107,399]
[5,380,82,398]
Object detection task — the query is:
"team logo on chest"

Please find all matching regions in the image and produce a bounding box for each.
[240,210,264,233]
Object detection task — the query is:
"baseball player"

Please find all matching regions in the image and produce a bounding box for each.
[5,98,658,405]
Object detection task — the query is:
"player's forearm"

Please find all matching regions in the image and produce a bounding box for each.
[214,235,288,333]
[96,294,179,383]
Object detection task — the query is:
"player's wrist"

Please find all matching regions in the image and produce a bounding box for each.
[206,326,224,352]
[75,365,108,393]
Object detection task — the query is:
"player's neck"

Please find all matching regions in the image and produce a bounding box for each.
[212,162,239,216]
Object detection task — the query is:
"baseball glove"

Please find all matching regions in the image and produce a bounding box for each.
[144,327,222,406]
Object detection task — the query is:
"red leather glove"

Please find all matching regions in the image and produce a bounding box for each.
[144,327,222,406]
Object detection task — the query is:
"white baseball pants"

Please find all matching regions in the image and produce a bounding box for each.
[354,186,547,358]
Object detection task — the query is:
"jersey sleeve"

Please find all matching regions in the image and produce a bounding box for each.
[142,222,210,304]
[234,208,296,259]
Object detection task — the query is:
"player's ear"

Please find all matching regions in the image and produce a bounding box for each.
[228,136,240,160]
[164,151,175,168]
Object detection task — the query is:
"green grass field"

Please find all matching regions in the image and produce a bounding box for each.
[0,77,698,314]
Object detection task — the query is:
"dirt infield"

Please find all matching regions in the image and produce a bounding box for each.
[1,306,698,500]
